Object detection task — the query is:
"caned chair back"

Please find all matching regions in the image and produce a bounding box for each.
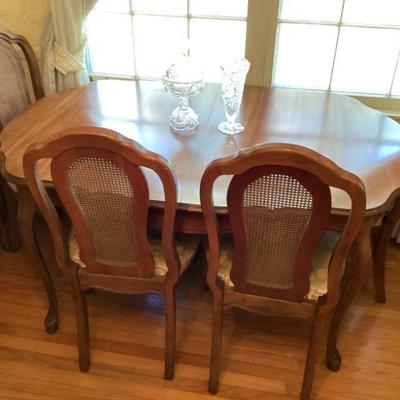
[23,127,181,280]
[0,29,44,130]
[200,144,365,306]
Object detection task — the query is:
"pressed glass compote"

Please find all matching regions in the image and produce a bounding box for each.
[162,57,205,134]
[218,58,250,135]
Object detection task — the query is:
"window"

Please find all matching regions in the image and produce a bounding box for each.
[86,0,400,115]
[86,0,248,82]
[273,0,400,98]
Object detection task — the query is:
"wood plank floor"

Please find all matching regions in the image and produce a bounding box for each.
[0,227,399,399]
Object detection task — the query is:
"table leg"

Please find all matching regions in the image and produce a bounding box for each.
[17,186,58,333]
[0,177,21,251]
[373,196,400,303]
[326,215,379,371]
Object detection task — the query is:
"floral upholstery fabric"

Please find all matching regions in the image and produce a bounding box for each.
[69,230,201,276]
[216,232,340,301]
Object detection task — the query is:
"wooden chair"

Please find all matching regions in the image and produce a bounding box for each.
[0,28,45,250]
[200,143,365,399]
[23,127,201,378]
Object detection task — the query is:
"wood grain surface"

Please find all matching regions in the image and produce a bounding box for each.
[2,80,400,214]
[0,221,399,399]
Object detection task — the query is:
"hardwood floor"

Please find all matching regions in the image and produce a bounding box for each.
[0,225,399,399]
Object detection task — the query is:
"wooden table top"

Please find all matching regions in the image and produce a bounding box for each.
[2,79,400,214]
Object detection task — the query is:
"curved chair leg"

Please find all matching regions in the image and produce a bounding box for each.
[18,186,58,333]
[209,287,224,394]
[373,197,400,303]
[199,240,209,290]
[326,263,352,372]
[326,329,342,372]
[300,307,327,400]
[0,177,21,251]
[164,285,176,380]
[71,273,90,372]
[327,216,378,371]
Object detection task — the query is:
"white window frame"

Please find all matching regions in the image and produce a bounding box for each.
[248,0,400,117]
[87,0,400,117]
[276,1,400,96]
[87,0,248,81]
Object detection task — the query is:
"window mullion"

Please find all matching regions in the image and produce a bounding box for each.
[277,19,400,30]
[187,0,191,55]
[129,0,139,80]
[245,0,279,87]
[328,0,346,92]
[389,43,400,97]
[88,0,250,83]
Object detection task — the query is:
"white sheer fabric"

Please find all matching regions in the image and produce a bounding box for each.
[41,0,97,93]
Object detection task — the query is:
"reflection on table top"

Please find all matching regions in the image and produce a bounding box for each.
[2,79,400,213]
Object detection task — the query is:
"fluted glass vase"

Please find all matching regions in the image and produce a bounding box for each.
[218,58,250,135]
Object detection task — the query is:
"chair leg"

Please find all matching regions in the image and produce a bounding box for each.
[326,304,343,373]
[300,307,327,400]
[18,186,58,333]
[199,240,209,290]
[164,285,176,380]
[209,287,224,394]
[71,275,90,372]
[326,259,352,373]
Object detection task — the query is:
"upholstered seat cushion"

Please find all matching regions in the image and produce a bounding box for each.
[69,230,201,276]
[216,231,340,301]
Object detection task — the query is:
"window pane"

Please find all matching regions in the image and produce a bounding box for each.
[190,19,247,82]
[134,16,187,78]
[133,0,187,15]
[94,0,130,13]
[279,0,343,22]
[331,27,400,94]
[190,0,248,18]
[273,23,338,90]
[391,66,400,96]
[87,12,135,76]
[342,0,400,26]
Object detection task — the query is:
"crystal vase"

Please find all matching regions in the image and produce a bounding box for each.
[218,58,250,135]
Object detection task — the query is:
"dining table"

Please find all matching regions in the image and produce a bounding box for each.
[2,79,400,373]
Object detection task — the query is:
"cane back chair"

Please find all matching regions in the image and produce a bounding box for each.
[0,28,45,250]
[200,143,365,399]
[23,127,201,378]
[0,28,44,129]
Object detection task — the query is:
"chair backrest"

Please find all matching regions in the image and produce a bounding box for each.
[23,127,181,280]
[0,29,44,130]
[200,144,365,306]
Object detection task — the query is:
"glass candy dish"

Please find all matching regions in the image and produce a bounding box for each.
[162,57,205,134]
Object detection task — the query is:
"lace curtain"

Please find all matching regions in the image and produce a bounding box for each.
[41,0,97,93]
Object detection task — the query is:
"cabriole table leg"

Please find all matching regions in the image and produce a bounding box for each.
[327,215,380,371]
[17,185,58,333]
[0,177,21,251]
[372,196,400,303]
